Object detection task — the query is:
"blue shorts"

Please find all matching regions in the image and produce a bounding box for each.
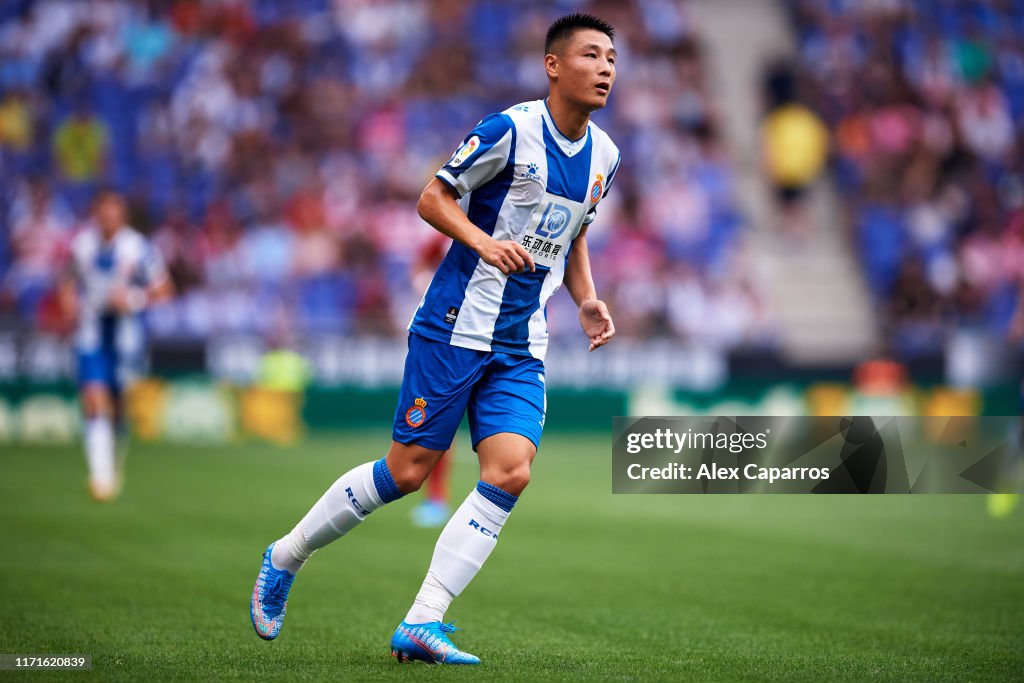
[392,333,546,451]
[76,315,145,393]
[77,346,122,393]
[77,342,142,394]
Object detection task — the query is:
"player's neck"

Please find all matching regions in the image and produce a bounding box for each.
[544,95,590,142]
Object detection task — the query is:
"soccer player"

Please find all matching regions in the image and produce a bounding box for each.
[251,13,621,664]
[59,189,172,501]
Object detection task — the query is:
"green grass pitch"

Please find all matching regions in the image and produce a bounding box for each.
[1,432,1022,681]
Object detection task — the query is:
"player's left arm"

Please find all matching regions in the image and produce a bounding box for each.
[144,273,174,306]
[564,224,614,352]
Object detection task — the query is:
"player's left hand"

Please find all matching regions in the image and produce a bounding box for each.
[579,299,615,351]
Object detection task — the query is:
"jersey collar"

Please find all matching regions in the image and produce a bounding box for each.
[541,99,590,157]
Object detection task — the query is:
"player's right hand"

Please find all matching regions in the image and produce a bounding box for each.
[108,286,148,314]
[107,287,132,314]
[475,236,535,275]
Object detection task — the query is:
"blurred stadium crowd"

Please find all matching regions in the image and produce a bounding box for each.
[788,0,1024,356]
[0,0,773,353]
[4,0,1021,365]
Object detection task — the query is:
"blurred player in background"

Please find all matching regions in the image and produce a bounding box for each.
[411,451,453,527]
[59,189,172,501]
[251,13,620,664]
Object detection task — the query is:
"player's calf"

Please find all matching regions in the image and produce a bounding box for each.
[251,454,413,639]
[82,386,119,502]
[271,457,405,572]
[403,481,518,628]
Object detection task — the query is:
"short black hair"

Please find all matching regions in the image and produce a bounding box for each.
[545,13,615,55]
[92,186,124,204]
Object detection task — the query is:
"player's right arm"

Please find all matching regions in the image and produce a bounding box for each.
[54,235,81,332]
[417,180,534,275]
[418,113,534,276]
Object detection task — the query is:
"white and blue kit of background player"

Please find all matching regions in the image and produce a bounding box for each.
[70,225,167,393]
[393,99,620,451]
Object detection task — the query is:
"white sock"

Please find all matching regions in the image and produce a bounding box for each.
[271,458,403,573]
[405,482,517,624]
[85,417,116,492]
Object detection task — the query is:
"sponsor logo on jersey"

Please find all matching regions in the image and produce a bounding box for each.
[448,135,480,168]
[535,202,572,239]
[405,397,427,428]
[445,307,459,324]
[590,173,604,204]
[515,161,541,182]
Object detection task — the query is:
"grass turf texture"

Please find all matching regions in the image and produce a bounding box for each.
[1,432,1022,682]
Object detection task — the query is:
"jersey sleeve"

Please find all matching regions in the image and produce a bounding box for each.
[138,240,169,288]
[583,152,621,226]
[435,113,515,198]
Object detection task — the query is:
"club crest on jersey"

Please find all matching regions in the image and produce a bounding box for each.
[405,397,427,428]
[590,174,604,204]
[449,136,480,168]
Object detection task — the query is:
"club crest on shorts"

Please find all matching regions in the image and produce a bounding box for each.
[405,397,427,428]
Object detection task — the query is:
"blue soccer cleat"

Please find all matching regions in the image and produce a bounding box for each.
[250,543,295,640]
[390,621,480,665]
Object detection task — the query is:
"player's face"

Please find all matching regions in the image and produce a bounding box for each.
[551,29,616,111]
[94,195,126,235]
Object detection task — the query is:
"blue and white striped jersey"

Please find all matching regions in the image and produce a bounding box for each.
[70,225,167,356]
[409,99,621,360]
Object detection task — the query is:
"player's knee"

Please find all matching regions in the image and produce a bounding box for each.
[385,445,442,494]
[81,387,112,418]
[486,461,532,497]
[389,462,432,494]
